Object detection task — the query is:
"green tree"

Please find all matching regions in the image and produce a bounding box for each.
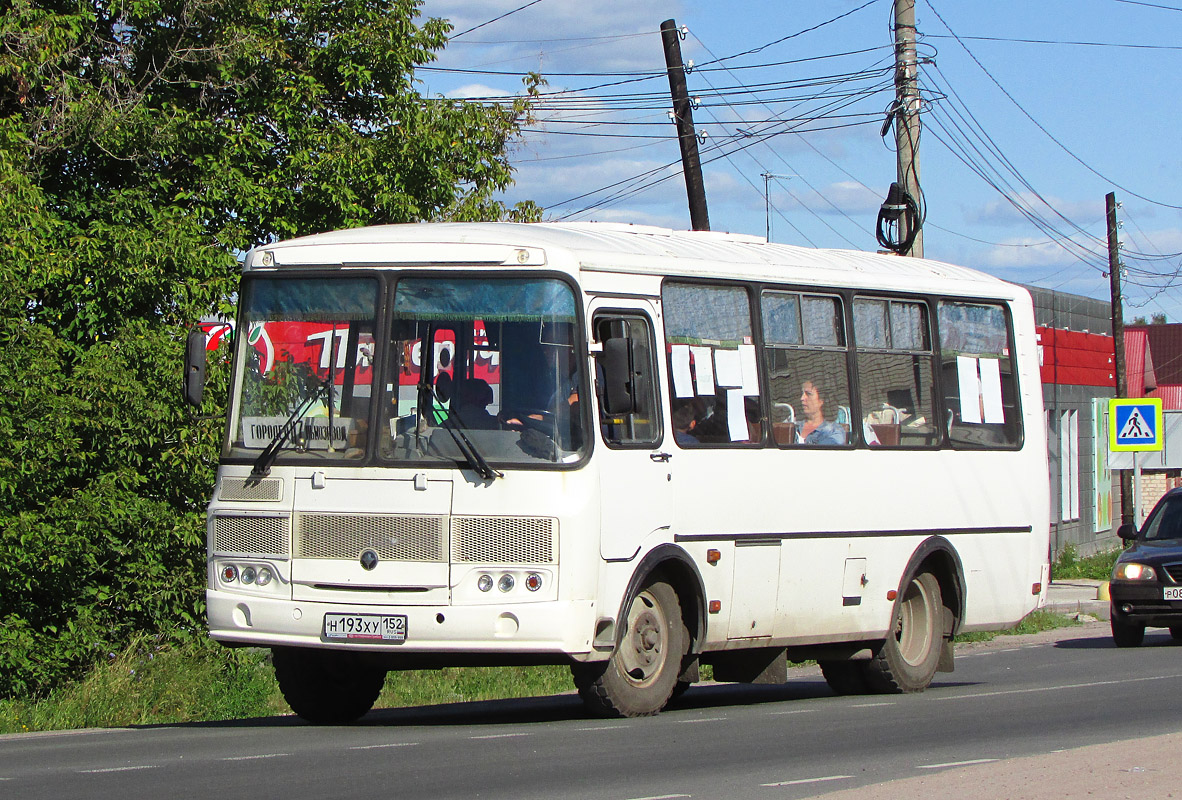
[0,0,539,696]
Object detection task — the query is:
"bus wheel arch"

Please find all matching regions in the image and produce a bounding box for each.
[864,537,965,693]
[573,545,704,716]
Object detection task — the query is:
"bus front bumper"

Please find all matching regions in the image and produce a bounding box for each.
[206,589,598,658]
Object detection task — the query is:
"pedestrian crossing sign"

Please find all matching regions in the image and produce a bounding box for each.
[1109,398,1164,452]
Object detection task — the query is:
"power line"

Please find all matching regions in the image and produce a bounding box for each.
[449,0,547,40]
[924,0,1182,211]
[1112,0,1182,11]
[922,33,1182,51]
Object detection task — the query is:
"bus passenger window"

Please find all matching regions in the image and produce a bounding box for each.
[853,298,937,447]
[663,283,761,446]
[761,291,850,447]
[937,301,1022,448]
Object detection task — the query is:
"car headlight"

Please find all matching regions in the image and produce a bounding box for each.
[1113,562,1157,581]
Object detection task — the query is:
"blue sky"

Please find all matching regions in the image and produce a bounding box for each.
[416,0,1182,322]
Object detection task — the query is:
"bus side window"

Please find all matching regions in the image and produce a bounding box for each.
[594,314,661,447]
[761,290,850,447]
[937,301,1023,448]
[853,298,937,447]
[663,282,761,446]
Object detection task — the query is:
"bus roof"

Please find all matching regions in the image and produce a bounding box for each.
[248,221,1023,300]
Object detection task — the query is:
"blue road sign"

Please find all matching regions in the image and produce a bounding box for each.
[1110,398,1164,452]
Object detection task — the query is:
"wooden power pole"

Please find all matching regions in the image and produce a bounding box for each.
[1108,191,1133,526]
[893,0,923,257]
[661,19,710,231]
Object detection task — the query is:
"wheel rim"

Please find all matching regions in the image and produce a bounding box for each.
[619,590,668,687]
[895,576,935,667]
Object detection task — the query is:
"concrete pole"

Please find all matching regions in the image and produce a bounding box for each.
[893,0,923,257]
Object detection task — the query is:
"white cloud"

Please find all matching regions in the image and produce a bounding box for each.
[965,192,1104,228]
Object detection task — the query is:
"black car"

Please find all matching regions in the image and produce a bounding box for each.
[1109,487,1182,647]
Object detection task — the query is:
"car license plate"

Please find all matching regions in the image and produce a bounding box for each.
[323,613,407,643]
[1164,587,1182,601]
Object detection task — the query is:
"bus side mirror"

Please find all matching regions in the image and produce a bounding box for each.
[1117,522,1138,541]
[184,328,207,407]
[600,337,636,416]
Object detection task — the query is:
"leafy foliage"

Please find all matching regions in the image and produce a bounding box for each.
[0,0,538,696]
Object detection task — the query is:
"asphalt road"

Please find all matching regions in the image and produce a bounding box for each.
[3,622,1181,800]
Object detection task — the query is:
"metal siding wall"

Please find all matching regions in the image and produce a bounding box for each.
[1029,284,1121,557]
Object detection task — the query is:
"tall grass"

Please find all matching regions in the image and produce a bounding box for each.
[1053,544,1122,581]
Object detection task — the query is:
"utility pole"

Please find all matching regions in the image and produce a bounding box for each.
[893,0,923,257]
[1108,191,1133,526]
[661,19,709,231]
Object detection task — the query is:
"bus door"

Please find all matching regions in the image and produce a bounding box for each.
[591,303,671,560]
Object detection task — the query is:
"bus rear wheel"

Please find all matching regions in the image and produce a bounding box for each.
[272,648,386,724]
[571,579,686,717]
[864,571,943,693]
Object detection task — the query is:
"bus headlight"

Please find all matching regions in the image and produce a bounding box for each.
[525,573,543,592]
[477,574,493,592]
[498,574,515,593]
[256,567,273,586]
[221,564,238,583]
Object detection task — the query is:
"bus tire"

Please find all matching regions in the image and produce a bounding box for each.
[1111,615,1145,648]
[819,660,871,695]
[571,579,686,717]
[864,571,942,693]
[272,648,386,724]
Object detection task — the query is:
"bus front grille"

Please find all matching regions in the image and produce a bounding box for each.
[294,513,447,562]
[218,477,283,502]
[212,515,290,557]
[451,516,557,564]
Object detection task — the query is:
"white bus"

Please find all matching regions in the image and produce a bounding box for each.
[186,222,1050,723]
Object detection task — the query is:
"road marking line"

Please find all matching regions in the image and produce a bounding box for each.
[762,775,852,787]
[678,717,726,724]
[221,753,290,761]
[470,733,530,740]
[576,725,630,731]
[849,702,893,708]
[624,795,691,800]
[918,758,999,769]
[349,742,419,750]
[936,673,1182,702]
[79,765,158,774]
[767,709,811,716]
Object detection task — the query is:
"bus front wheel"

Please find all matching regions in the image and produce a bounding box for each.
[571,579,687,717]
[272,648,386,724]
[864,571,943,693]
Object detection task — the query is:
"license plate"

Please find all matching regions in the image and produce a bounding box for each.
[1164,587,1182,601]
[323,613,407,643]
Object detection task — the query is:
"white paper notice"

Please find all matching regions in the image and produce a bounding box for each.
[738,343,759,395]
[672,345,694,398]
[714,348,743,388]
[726,388,748,441]
[978,357,1004,423]
[957,355,982,424]
[691,346,715,395]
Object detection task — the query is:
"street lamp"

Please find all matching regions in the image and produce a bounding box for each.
[761,173,796,242]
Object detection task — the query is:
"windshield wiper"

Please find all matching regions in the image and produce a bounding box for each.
[247,377,333,484]
[425,384,502,481]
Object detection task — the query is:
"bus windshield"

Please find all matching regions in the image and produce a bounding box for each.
[226,276,380,463]
[380,276,587,468]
